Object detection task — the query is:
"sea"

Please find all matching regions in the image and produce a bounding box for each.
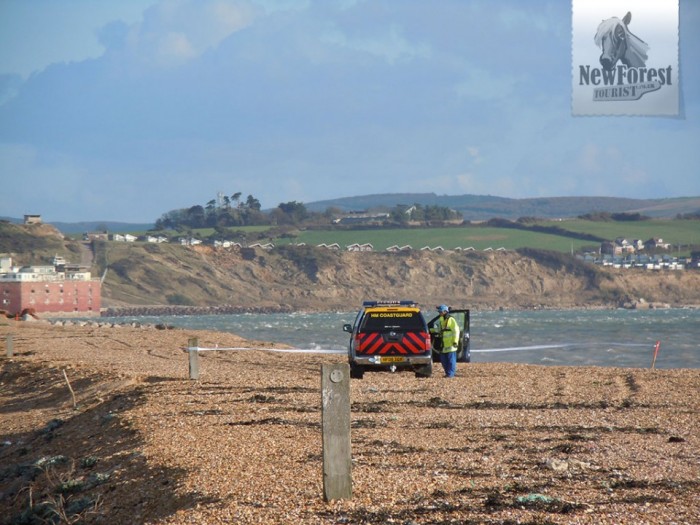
[77,308,700,369]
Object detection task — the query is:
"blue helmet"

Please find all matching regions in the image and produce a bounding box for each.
[437,304,449,313]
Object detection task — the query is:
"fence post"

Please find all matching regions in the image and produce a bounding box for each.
[321,363,352,501]
[188,337,200,380]
[650,341,661,369]
[5,334,13,357]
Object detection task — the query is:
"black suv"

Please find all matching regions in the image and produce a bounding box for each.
[343,300,433,379]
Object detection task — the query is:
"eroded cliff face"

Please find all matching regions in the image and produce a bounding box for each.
[100,244,700,311]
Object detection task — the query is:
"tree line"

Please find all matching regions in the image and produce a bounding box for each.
[153,193,462,231]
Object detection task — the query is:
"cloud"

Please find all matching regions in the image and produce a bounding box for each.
[0,143,95,218]
[454,172,484,193]
[578,143,603,174]
[0,0,699,222]
[0,74,22,105]
[323,23,431,64]
[108,0,258,68]
[453,66,522,101]
[467,146,481,163]
[577,143,654,192]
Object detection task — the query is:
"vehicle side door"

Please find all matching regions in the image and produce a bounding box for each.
[428,309,470,363]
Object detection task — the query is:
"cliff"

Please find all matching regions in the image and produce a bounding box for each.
[99,243,700,313]
[3,220,697,313]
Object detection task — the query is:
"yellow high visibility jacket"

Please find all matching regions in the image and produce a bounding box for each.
[437,315,460,353]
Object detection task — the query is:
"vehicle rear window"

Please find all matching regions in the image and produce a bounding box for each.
[360,311,426,332]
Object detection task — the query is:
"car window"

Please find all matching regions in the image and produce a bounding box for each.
[359,311,426,332]
[352,309,364,330]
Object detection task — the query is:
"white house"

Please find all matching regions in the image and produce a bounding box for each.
[318,243,341,250]
[214,240,231,248]
[249,242,274,250]
[180,238,203,246]
[346,243,372,252]
[145,235,169,243]
[644,238,671,251]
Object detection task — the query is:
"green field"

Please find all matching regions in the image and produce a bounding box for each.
[273,219,699,254]
[275,226,593,252]
[534,219,699,248]
[115,225,273,238]
[116,219,698,255]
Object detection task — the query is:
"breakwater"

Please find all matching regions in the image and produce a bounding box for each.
[101,304,295,317]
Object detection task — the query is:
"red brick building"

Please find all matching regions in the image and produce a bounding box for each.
[1,257,101,315]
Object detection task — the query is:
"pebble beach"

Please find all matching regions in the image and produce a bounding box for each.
[1,320,699,524]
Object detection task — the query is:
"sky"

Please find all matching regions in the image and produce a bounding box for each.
[0,0,698,223]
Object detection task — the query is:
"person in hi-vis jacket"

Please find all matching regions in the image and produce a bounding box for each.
[433,304,459,378]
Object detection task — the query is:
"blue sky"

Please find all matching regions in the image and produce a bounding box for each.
[1,0,698,223]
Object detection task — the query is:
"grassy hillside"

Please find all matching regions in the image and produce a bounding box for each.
[533,219,700,248]
[306,194,700,219]
[276,226,595,252]
[4,218,698,269]
[93,241,223,306]
[4,219,700,312]
[0,221,82,265]
[102,218,697,256]
[272,219,699,253]
[6,195,699,236]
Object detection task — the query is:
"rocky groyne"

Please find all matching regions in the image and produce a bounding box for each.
[101,304,296,317]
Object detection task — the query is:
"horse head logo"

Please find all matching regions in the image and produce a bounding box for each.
[594,11,649,70]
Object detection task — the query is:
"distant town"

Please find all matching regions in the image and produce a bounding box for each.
[585,236,699,270]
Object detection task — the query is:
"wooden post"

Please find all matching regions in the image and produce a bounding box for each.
[188,337,200,380]
[650,341,661,370]
[5,334,13,357]
[321,363,352,501]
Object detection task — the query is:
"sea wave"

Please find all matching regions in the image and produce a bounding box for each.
[62,308,699,369]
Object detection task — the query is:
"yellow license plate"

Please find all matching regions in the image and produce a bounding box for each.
[380,356,406,363]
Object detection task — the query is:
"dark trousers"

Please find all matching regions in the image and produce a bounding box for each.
[440,350,457,377]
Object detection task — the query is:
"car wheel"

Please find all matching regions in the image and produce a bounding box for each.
[350,363,364,379]
[415,362,432,378]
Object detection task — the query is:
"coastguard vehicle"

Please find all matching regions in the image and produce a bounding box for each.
[343,300,433,379]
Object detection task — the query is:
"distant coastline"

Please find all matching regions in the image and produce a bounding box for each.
[96,303,699,318]
[100,305,296,317]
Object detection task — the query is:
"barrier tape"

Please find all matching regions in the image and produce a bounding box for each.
[183,342,655,355]
[472,342,653,354]
[183,345,346,354]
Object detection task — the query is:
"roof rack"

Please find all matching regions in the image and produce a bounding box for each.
[362,300,417,307]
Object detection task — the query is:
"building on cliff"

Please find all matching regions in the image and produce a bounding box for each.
[0,255,101,316]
